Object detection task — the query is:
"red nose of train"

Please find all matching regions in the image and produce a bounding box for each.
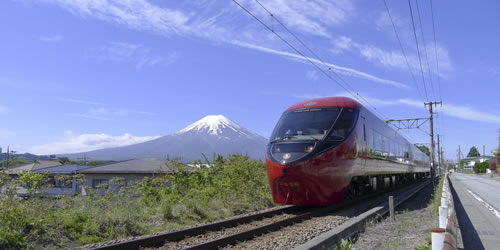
[266,155,348,206]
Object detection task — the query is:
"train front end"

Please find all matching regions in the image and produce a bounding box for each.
[266,97,360,206]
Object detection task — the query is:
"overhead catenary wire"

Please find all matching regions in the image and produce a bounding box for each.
[416,0,443,142]
[253,0,382,116]
[408,0,430,102]
[429,0,444,142]
[429,0,443,102]
[232,0,391,121]
[383,0,426,110]
[415,0,437,102]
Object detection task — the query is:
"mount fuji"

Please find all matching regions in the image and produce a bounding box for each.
[61,115,269,162]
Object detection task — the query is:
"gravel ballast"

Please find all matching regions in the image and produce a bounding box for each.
[352,182,437,249]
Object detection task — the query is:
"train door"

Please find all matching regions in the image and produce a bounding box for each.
[361,117,368,170]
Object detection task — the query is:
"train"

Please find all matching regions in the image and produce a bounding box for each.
[266,96,430,206]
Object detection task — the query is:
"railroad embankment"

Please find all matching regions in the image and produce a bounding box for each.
[353,178,441,249]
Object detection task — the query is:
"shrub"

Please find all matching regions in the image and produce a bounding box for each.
[473,161,489,173]
[0,154,274,249]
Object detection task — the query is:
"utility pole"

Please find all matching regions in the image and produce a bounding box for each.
[425,101,442,178]
[6,146,9,169]
[458,145,462,172]
[437,134,441,174]
[441,146,444,172]
[498,129,500,152]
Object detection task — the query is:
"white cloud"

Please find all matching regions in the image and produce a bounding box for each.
[292,93,500,125]
[243,0,354,38]
[233,40,409,89]
[95,42,171,69]
[333,35,453,76]
[29,132,161,154]
[0,104,9,113]
[70,114,110,121]
[306,70,319,81]
[72,107,155,120]
[39,35,63,42]
[38,0,191,36]
[333,36,353,51]
[30,0,416,91]
[399,99,500,124]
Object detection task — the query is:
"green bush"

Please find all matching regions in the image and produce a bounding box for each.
[473,161,489,173]
[0,154,274,249]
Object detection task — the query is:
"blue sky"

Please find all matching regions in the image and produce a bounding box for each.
[1,0,499,161]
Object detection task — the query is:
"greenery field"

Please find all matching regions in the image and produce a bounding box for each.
[0,154,274,249]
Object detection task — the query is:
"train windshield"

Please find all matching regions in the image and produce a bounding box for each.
[270,107,341,142]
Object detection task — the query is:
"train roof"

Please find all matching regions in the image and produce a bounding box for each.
[285,96,360,111]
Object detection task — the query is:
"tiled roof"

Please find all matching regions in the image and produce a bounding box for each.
[5,163,36,174]
[78,159,172,174]
[33,164,94,174]
[31,160,62,170]
[6,161,61,174]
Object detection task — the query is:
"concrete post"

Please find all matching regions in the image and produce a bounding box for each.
[389,196,395,221]
[431,228,445,250]
[439,206,448,228]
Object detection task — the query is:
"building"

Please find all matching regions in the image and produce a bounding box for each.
[5,160,62,175]
[462,156,494,171]
[76,159,174,193]
[3,159,179,196]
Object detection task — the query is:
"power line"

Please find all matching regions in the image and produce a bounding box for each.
[253,0,381,115]
[232,0,390,120]
[415,0,437,102]
[429,0,443,102]
[383,0,426,106]
[408,0,430,102]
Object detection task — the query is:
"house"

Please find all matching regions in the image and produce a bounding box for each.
[3,159,181,196]
[33,164,96,195]
[76,159,173,192]
[5,160,62,175]
[462,156,493,171]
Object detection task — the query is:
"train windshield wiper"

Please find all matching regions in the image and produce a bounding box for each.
[301,134,320,142]
[270,134,320,144]
[269,135,296,144]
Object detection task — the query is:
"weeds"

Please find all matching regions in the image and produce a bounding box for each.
[431,176,444,216]
[336,238,357,250]
[0,154,274,249]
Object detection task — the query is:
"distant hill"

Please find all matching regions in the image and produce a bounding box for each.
[60,115,268,162]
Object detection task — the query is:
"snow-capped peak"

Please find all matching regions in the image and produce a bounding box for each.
[175,115,253,137]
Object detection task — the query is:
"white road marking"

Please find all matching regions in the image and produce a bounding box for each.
[467,189,500,219]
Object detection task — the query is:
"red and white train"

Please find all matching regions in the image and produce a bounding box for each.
[266,97,430,206]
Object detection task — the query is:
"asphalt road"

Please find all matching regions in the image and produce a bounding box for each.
[450,173,500,250]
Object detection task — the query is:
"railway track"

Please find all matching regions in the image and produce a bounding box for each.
[93,179,430,250]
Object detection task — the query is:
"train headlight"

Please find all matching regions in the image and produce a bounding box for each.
[305,145,314,153]
[283,153,291,160]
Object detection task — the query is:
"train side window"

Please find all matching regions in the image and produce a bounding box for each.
[363,124,367,142]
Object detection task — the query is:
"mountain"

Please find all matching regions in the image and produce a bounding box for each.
[61,115,268,162]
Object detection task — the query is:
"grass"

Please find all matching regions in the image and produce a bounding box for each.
[431,175,445,216]
[336,239,357,250]
[0,154,275,249]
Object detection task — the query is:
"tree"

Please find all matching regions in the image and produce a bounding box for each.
[473,161,489,173]
[57,157,71,164]
[415,145,430,157]
[467,146,480,157]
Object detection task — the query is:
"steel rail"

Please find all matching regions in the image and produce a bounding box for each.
[91,205,301,250]
[94,179,429,250]
[186,179,430,249]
